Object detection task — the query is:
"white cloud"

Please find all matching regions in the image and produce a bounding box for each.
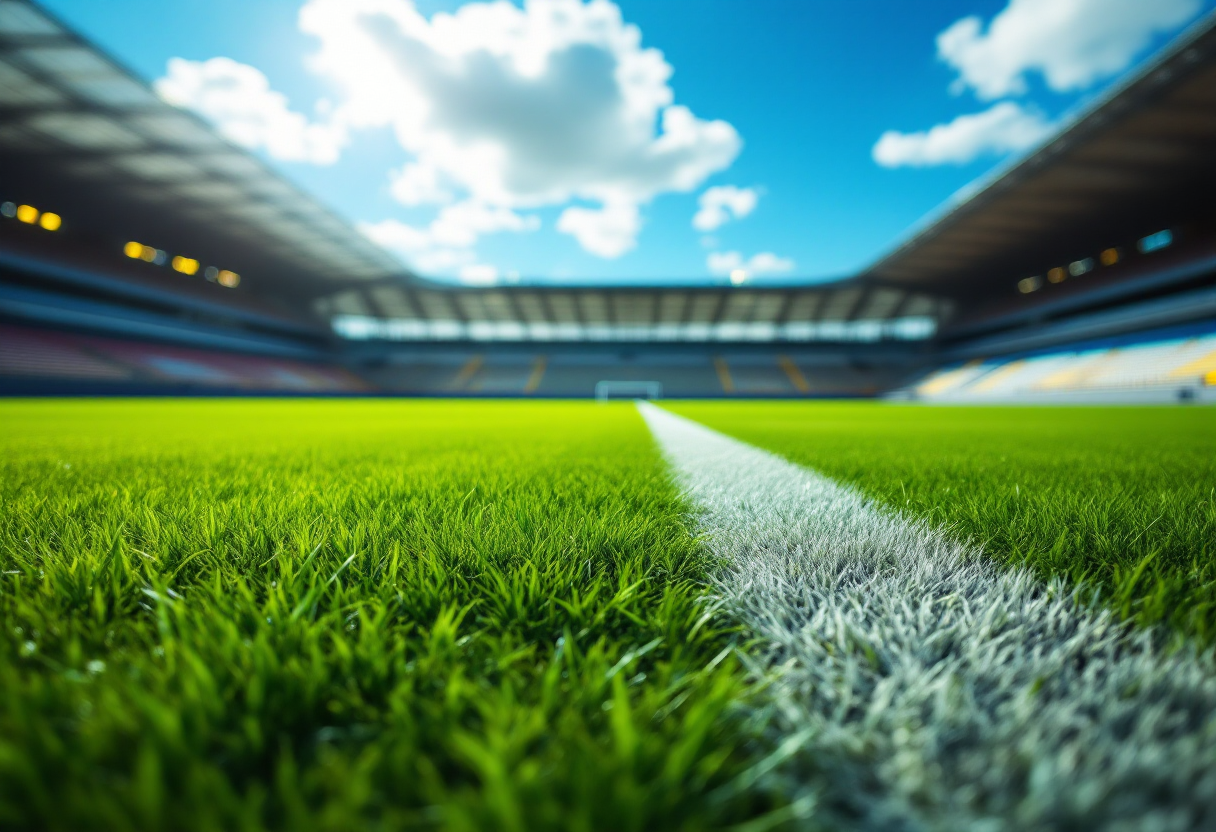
[872,101,1053,168]
[747,252,795,275]
[938,0,1202,100]
[155,57,346,164]
[158,0,746,273]
[296,0,741,257]
[707,250,795,279]
[556,202,641,258]
[871,0,1195,172]
[359,217,431,253]
[429,200,540,247]
[389,162,453,205]
[458,263,499,285]
[357,199,538,275]
[411,248,477,273]
[692,185,758,231]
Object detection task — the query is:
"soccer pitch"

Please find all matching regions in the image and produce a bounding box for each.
[671,402,1216,641]
[2,399,1214,831]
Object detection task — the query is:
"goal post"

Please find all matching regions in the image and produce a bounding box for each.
[595,380,663,402]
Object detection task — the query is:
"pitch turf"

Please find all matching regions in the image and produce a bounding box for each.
[4,398,1215,830]
[668,401,1216,642]
[0,400,784,832]
[640,402,1216,829]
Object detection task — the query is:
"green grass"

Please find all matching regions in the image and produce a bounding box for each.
[668,402,1216,643]
[9,397,1211,830]
[0,400,787,832]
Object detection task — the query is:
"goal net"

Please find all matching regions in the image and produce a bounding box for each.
[594,380,663,402]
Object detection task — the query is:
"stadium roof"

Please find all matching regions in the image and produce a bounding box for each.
[863,10,1216,301]
[0,0,949,344]
[2,0,1211,346]
[0,0,404,299]
[322,283,946,344]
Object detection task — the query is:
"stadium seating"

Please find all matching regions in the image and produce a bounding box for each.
[912,333,1216,402]
[0,324,367,393]
[357,351,915,397]
[0,326,132,381]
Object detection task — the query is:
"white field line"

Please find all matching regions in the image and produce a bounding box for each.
[637,402,1216,832]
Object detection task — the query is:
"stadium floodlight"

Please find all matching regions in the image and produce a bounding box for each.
[1068,258,1094,277]
[171,256,200,276]
[1138,230,1173,253]
[595,381,663,402]
[38,212,61,231]
[16,204,38,224]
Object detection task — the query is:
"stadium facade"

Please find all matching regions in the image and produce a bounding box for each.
[1,0,1214,401]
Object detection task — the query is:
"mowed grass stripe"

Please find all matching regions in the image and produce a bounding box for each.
[668,401,1216,643]
[1,400,785,832]
[640,403,1216,831]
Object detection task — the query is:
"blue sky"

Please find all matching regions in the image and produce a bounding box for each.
[42,0,1215,285]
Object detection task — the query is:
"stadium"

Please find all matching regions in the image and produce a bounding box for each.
[1,0,1214,829]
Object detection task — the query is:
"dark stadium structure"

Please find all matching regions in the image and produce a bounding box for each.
[2,0,1214,399]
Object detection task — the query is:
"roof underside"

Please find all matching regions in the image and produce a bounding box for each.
[321,284,947,343]
[0,0,404,299]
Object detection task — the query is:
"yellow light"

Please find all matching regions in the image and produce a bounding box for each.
[171,256,199,275]
[39,212,61,231]
[124,241,143,259]
[217,269,240,288]
[139,246,157,263]
[16,204,38,224]
[1100,247,1119,266]
[1047,267,1066,284]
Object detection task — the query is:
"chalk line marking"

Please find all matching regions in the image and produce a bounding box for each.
[638,402,1216,832]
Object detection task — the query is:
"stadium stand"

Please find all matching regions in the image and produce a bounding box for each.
[1,324,131,381]
[0,0,1213,399]
[0,323,366,393]
[910,328,1216,403]
[356,348,914,398]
